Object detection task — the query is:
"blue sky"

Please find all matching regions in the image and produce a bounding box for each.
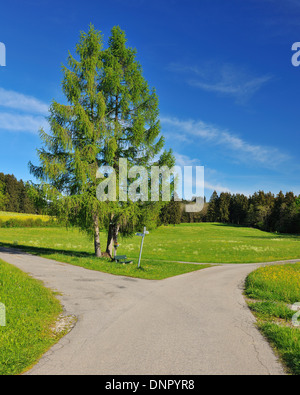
[0,0,300,199]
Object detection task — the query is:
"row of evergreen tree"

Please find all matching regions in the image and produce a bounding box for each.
[0,173,45,214]
[1,171,299,234]
[160,191,300,234]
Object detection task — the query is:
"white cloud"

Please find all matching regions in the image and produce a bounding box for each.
[0,87,49,115]
[190,74,272,101]
[0,87,50,134]
[169,62,272,103]
[0,112,48,134]
[161,116,290,167]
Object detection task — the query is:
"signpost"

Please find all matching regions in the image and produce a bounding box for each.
[136,226,149,268]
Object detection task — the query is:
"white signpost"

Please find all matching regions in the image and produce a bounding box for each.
[136,226,149,268]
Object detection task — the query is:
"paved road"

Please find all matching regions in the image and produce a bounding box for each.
[0,247,287,375]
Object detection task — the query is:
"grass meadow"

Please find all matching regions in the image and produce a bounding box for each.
[0,222,298,263]
[245,264,300,375]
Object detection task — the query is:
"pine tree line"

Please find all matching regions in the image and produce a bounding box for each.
[161,191,300,234]
[0,173,46,214]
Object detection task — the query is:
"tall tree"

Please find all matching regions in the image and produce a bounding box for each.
[0,179,8,211]
[30,25,174,258]
[218,192,231,223]
[4,174,20,212]
[207,191,219,222]
[30,25,107,257]
[229,194,248,225]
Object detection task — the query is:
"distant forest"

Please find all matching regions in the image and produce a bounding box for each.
[1,172,299,234]
[160,190,300,234]
[0,173,46,214]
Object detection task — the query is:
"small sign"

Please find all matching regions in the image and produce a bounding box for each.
[136,227,149,268]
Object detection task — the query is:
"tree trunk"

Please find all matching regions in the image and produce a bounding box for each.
[93,214,102,257]
[106,222,120,259]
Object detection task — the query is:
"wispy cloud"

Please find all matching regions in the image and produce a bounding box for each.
[169,62,272,103]
[0,112,48,134]
[0,87,49,133]
[0,87,49,115]
[161,116,291,168]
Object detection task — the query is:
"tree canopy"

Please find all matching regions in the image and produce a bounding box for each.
[29,24,175,257]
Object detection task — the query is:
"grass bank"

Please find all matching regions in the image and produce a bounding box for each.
[0,259,64,375]
[245,263,300,375]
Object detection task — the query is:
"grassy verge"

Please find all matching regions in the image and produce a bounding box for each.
[40,252,211,280]
[245,264,300,375]
[0,259,64,375]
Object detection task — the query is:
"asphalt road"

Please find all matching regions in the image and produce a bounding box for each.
[0,247,288,375]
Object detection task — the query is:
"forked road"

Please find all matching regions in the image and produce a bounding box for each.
[0,247,290,375]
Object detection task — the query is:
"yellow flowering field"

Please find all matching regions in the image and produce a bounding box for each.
[0,211,56,228]
[245,264,300,375]
[0,211,50,222]
[246,263,300,304]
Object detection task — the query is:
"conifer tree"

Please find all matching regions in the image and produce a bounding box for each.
[0,180,7,211]
[207,191,219,222]
[30,25,174,258]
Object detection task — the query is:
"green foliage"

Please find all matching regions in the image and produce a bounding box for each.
[99,25,173,168]
[202,190,300,234]
[0,180,8,211]
[159,200,182,225]
[0,173,40,214]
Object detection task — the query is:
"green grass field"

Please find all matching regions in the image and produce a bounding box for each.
[0,222,298,279]
[245,264,300,375]
[0,223,299,263]
[0,259,63,375]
